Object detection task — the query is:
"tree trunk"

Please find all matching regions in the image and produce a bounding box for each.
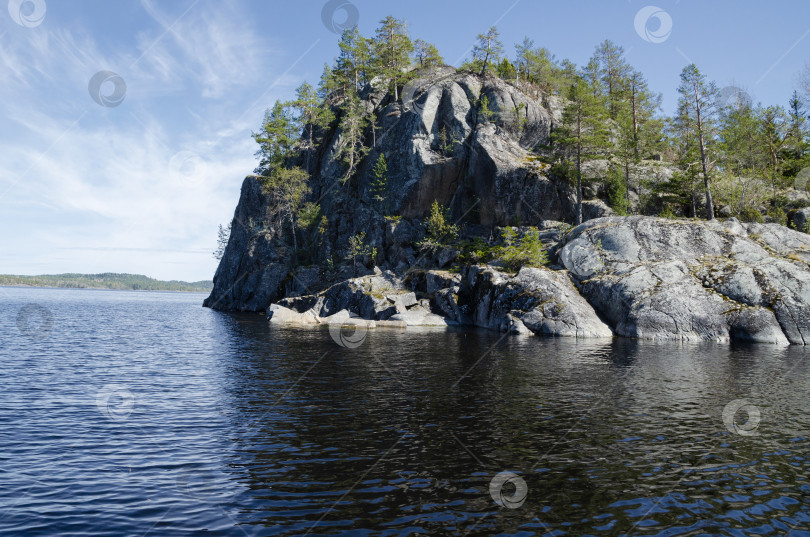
[694,86,714,220]
[699,137,714,220]
[291,217,298,265]
[306,125,314,175]
[624,158,631,214]
[576,142,583,226]
[631,83,639,160]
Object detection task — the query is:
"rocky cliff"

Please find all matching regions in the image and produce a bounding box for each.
[205,68,810,345]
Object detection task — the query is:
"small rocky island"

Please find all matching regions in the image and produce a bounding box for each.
[204,22,810,345]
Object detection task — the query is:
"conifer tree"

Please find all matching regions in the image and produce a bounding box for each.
[262,167,310,263]
[373,16,413,101]
[592,40,630,118]
[292,82,334,174]
[253,100,297,174]
[369,154,388,211]
[413,39,443,68]
[554,76,610,224]
[337,92,369,182]
[676,64,719,220]
[472,27,503,77]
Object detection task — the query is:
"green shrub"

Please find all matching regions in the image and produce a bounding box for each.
[418,201,458,251]
[767,206,788,227]
[457,237,494,265]
[297,202,322,229]
[738,207,764,223]
[498,228,549,272]
[658,205,677,219]
[605,166,628,216]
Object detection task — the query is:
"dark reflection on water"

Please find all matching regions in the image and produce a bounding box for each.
[2,287,810,536]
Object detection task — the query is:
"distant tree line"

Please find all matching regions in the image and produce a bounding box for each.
[0,273,213,292]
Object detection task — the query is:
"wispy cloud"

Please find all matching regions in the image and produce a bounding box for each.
[0,0,305,280]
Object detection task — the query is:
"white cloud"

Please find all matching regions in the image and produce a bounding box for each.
[0,1,309,281]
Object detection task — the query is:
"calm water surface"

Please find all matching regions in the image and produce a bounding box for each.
[2,286,810,536]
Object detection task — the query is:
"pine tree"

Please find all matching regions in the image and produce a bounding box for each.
[413,39,443,68]
[676,64,719,220]
[337,92,369,183]
[592,40,630,119]
[373,16,413,101]
[318,62,341,100]
[472,27,503,77]
[292,82,334,174]
[582,58,603,99]
[261,167,310,263]
[624,69,661,159]
[497,58,517,81]
[214,222,231,260]
[369,154,388,211]
[719,101,769,209]
[337,27,363,92]
[786,91,809,175]
[514,37,535,83]
[253,100,297,174]
[757,105,790,194]
[553,76,610,224]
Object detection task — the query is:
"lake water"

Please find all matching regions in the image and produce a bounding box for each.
[2,286,810,536]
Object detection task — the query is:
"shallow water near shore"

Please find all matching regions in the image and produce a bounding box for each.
[2,286,810,536]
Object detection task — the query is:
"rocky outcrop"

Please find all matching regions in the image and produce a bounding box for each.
[560,216,810,344]
[267,264,612,339]
[460,266,612,337]
[207,68,585,312]
[204,68,810,346]
[275,271,436,320]
[203,176,293,311]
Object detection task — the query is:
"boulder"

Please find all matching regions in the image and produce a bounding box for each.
[789,207,810,231]
[582,199,614,222]
[464,266,613,338]
[276,271,419,321]
[559,216,810,344]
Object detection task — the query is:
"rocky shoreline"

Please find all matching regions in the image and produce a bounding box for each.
[203,69,810,345]
[209,214,810,345]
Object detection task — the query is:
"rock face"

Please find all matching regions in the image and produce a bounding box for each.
[380,70,570,225]
[203,176,292,311]
[207,68,585,312]
[560,216,810,344]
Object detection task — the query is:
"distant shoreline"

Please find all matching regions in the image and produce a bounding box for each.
[0,273,213,293]
[0,284,209,293]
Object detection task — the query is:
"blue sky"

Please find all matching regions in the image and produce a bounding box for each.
[1,0,808,281]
